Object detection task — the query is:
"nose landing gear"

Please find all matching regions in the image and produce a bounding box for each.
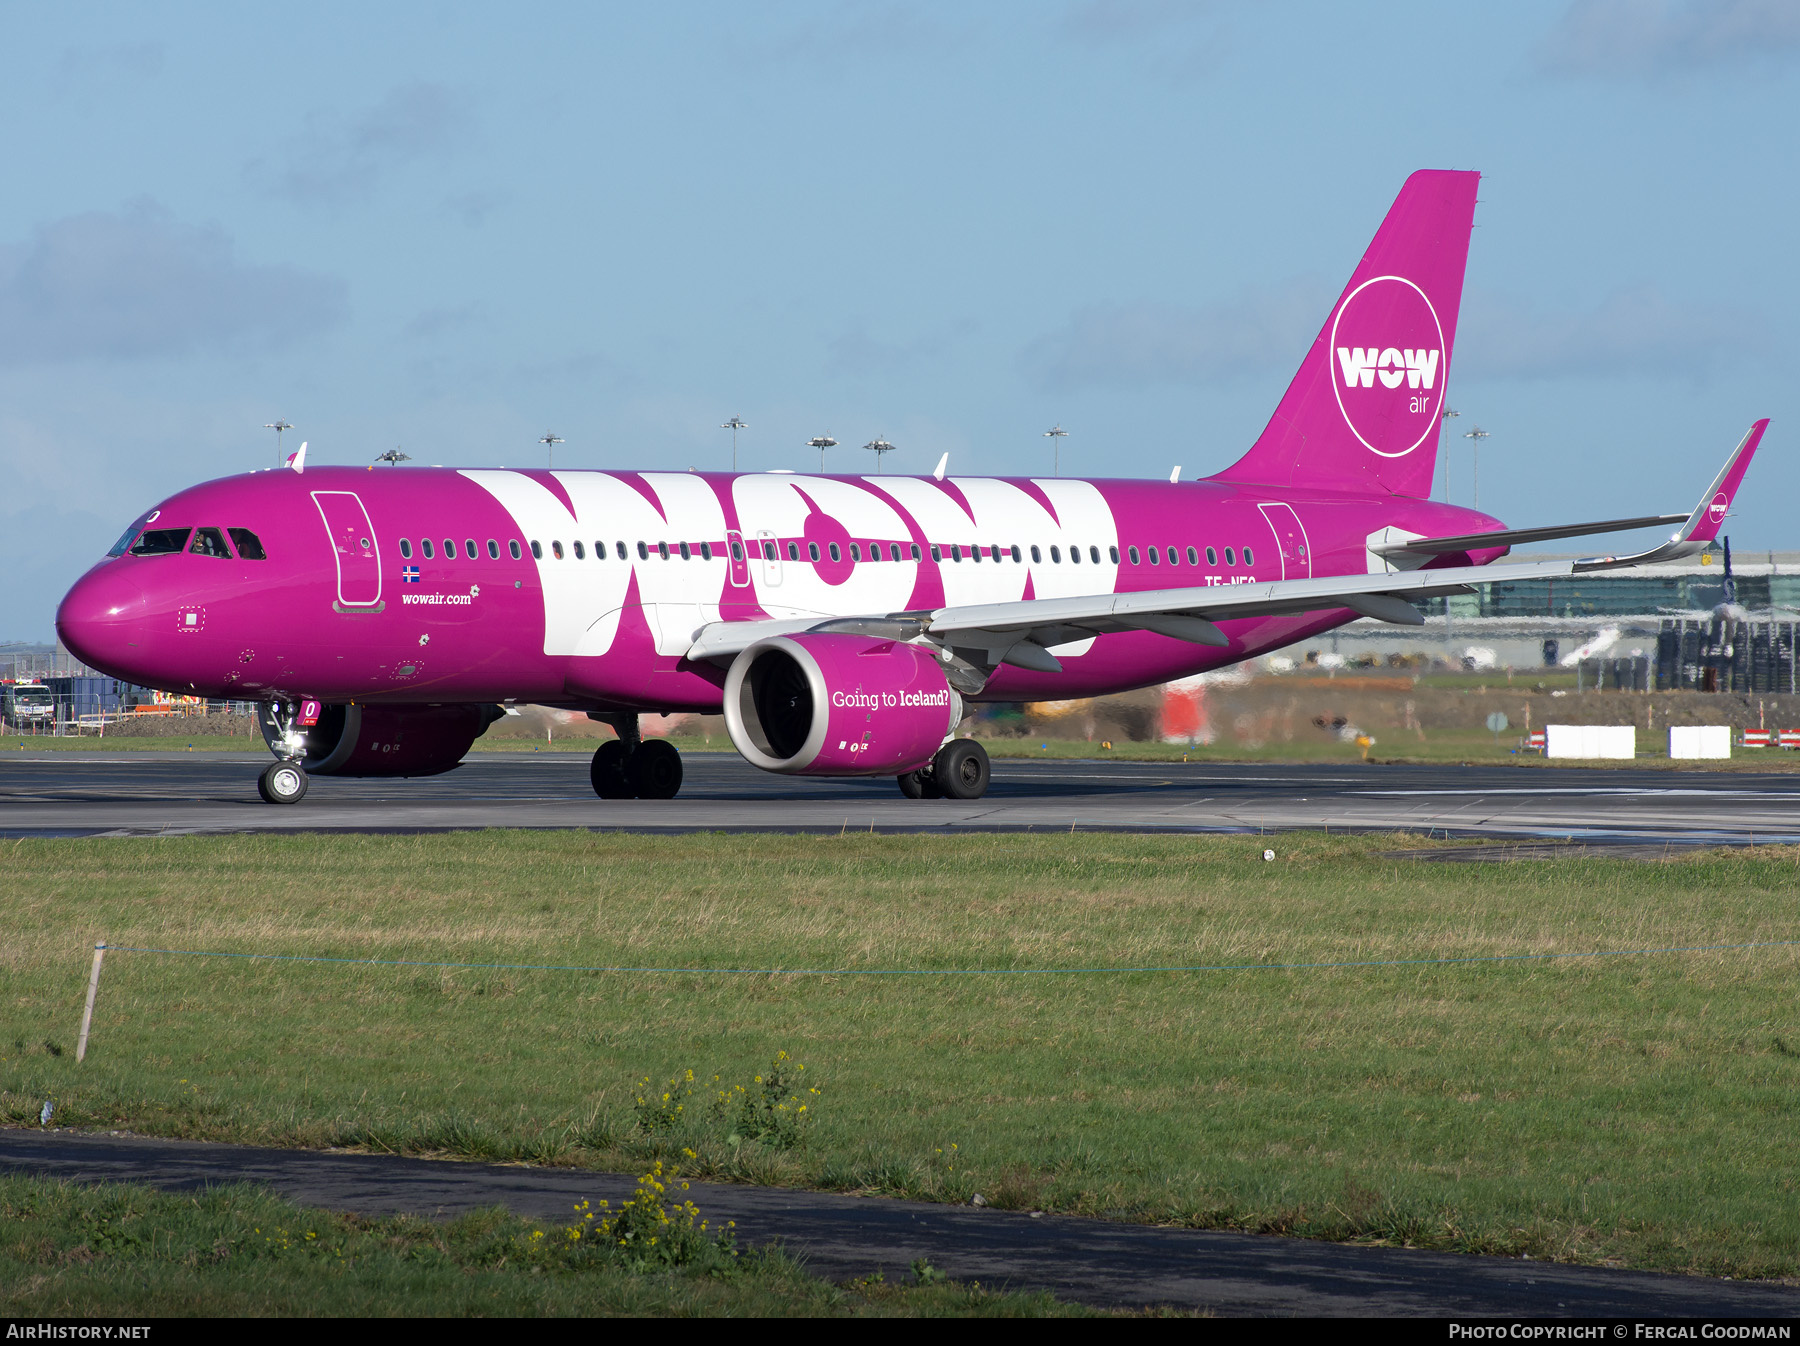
[588,714,684,800]
[254,700,311,805]
[257,759,309,805]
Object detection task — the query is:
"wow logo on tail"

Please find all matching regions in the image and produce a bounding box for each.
[1329,275,1446,459]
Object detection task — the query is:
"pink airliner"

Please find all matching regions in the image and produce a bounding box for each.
[56,171,1767,805]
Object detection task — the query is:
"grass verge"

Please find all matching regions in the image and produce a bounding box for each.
[0,1175,1082,1316]
[5,831,1800,1280]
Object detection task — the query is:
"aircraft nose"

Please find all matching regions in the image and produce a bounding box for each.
[56,564,152,679]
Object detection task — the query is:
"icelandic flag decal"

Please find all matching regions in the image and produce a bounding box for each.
[402,565,421,582]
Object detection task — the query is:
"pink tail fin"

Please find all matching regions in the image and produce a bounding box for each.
[1211,169,1481,498]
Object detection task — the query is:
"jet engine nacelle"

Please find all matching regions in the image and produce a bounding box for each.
[258,702,503,777]
[723,634,960,776]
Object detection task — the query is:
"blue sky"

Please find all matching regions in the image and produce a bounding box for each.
[3,1,1796,640]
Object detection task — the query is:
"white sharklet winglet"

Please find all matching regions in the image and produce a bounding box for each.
[287,441,307,473]
[933,453,949,481]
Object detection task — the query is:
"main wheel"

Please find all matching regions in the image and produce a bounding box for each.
[897,769,941,799]
[257,760,308,805]
[628,739,683,800]
[932,739,990,800]
[590,740,633,799]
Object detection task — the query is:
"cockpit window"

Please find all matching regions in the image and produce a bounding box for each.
[108,517,150,557]
[229,528,267,560]
[190,527,233,559]
[129,528,192,556]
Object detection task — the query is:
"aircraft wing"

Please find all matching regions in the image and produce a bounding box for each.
[686,420,1768,673]
[1373,419,1767,559]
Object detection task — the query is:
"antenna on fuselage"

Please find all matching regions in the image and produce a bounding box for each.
[1044,424,1069,477]
[263,419,293,469]
[864,438,896,474]
[807,436,838,473]
[721,416,748,471]
[376,448,411,465]
[538,431,563,469]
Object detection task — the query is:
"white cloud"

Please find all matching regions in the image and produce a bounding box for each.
[0,201,347,365]
[1535,0,1800,77]
[252,83,475,207]
[1456,284,1770,381]
[1024,277,1330,390]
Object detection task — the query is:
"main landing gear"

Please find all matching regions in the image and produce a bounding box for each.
[589,714,683,800]
[897,738,990,801]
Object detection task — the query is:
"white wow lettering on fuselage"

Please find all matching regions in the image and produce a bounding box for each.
[462,469,1124,661]
[1335,346,1439,391]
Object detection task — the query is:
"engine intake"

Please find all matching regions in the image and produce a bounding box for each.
[723,634,960,776]
[259,703,503,777]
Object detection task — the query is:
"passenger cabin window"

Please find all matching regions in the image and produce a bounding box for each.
[1090,546,1101,565]
[531,540,543,559]
[465,539,477,559]
[1128,546,1140,564]
[679,542,691,560]
[930,545,942,562]
[731,541,744,561]
[1069,545,1080,564]
[129,528,190,556]
[787,542,799,561]
[1108,545,1119,564]
[615,542,627,560]
[1166,547,1178,566]
[399,538,413,559]
[573,541,585,560]
[1224,547,1236,566]
[637,542,649,560]
[764,541,777,560]
[443,538,455,558]
[1030,545,1042,563]
[909,543,920,561]
[658,542,670,560]
[487,540,499,559]
[1243,546,1255,566]
[551,541,564,559]
[701,542,713,561]
[1012,545,1023,563]
[828,543,840,561]
[1206,546,1217,566]
[849,543,860,561]
[422,539,435,559]
[808,542,821,561]
[1050,545,1062,563]
[229,528,267,560]
[509,540,522,560]
[1148,547,1159,565]
[190,527,232,559]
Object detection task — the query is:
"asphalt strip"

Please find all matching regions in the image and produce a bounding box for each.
[3,1129,1797,1317]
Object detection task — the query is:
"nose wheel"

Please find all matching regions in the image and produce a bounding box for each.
[257,760,309,805]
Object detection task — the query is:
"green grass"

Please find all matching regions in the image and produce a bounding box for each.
[0,1176,1083,1316]
[7,832,1800,1280]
